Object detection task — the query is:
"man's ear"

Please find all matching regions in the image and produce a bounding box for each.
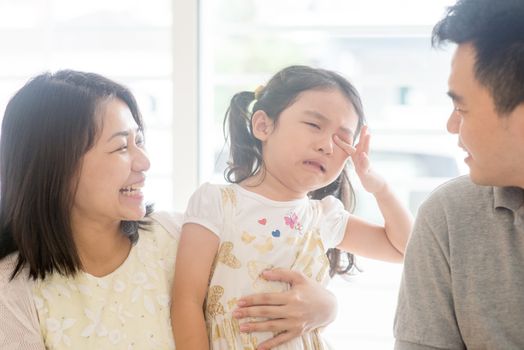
[251,110,274,141]
[507,102,524,138]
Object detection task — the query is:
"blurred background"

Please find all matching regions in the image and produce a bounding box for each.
[0,0,466,348]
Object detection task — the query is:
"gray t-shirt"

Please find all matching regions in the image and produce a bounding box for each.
[394,175,524,350]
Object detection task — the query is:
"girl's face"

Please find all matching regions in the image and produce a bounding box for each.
[72,98,150,227]
[254,88,359,198]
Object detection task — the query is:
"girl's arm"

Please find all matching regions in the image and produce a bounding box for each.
[171,223,220,350]
[368,182,412,255]
[334,126,413,262]
[233,269,338,350]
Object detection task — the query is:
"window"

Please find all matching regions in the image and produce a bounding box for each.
[0,0,174,210]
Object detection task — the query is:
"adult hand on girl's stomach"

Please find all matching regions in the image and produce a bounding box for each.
[233,268,338,350]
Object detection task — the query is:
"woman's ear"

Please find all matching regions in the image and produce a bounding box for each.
[251,110,274,141]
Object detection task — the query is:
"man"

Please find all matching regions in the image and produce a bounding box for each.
[394,0,524,349]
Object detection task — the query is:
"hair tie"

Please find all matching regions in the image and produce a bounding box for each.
[254,85,265,100]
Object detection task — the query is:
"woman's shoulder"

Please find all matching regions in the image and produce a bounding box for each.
[0,254,36,318]
[0,254,36,299]
[138,211,183,254]
[0,254,25,288]
[149,211,183,240]
[132,212,181,269]
[0,254,43,349]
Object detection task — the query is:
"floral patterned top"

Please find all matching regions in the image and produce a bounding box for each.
[184,183,350,350]
[31,212,180,350]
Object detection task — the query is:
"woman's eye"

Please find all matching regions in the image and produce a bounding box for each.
[111,144,128,153]
[136,138,145,147]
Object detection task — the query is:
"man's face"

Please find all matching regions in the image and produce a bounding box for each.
[447,43,524,188]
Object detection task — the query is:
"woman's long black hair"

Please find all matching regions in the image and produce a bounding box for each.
[0,70,152,280]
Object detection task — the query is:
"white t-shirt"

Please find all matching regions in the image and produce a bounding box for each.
[183,183,349,349]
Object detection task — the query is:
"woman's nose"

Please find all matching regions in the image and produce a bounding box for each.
[133,146,151,172]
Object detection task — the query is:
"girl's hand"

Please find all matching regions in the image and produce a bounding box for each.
[334,125,386,194]
[233,269,337,350]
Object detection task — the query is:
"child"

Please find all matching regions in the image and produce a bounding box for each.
[171,65,413,350]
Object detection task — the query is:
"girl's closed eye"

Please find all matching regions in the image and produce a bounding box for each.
[304,122,321,130]
[336,132,353,145]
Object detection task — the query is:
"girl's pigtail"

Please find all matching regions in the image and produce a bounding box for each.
[223,91,262,183]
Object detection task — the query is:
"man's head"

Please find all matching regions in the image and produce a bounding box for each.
[433,0,524,187]
[433,0,524,115]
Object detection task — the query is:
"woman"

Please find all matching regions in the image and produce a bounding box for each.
[0,70,337,349]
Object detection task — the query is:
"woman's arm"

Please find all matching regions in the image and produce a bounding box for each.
[233,269,338,350]
[171,223,219,350]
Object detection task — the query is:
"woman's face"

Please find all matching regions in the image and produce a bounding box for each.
[72,98,150,226]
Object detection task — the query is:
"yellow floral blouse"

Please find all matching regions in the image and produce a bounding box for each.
[32,212,180,350]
